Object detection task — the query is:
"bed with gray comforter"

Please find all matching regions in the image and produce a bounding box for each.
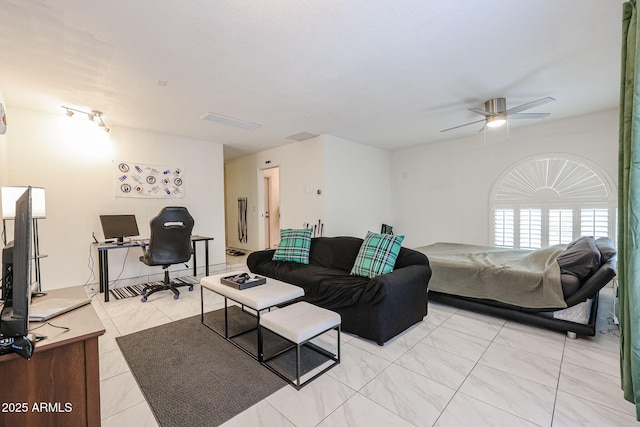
[414,236,617,336]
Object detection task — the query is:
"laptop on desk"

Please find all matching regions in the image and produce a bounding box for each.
[28,297,91,322]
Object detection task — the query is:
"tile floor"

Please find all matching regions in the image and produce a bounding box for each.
[92,266,637,427]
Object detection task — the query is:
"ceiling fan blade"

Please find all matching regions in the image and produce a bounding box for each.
[440,118,486,132]
[504,97,555,115]
[469,108,498,117]
[508,112,550,119]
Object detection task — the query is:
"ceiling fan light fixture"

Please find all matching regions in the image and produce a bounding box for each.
[486,115,506,128]
[440,97,554,133]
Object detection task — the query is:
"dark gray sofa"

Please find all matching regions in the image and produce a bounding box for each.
[247,236,432,345]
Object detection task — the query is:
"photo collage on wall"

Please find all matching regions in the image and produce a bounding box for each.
[114,161,185,198]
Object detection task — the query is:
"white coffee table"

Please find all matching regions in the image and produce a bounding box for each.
[200,271,304,361]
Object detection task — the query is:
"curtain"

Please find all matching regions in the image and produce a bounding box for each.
[619,0,640,420]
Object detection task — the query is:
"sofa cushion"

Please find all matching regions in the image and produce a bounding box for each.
[308,236,363,271]
[556,236,601,283]
[272,228,313,264]
[286,265,372,308]
[351,231,405,278]
[251,256,309,280]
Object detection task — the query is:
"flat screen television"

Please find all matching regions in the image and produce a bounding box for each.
[1,187,32,338]
[1,243,13,302]
[99,214,140,244]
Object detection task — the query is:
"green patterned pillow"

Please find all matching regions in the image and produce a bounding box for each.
[351,231,405,278]
[272,228,313,264]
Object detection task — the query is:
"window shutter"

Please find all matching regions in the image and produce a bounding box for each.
[492,157,614,248]
[519,209,542,248]
[494,209,514,247]
[548,209,573,245]
[581,208,609,238]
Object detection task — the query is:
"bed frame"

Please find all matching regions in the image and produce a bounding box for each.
[428,259,617,337]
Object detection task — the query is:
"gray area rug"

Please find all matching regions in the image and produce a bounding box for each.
[116,309,288,427]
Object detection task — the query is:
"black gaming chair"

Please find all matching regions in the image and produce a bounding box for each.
[139,207,194,302]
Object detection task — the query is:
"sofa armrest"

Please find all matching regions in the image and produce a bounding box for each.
[360,264,432,344]
[362,264,432,305]
[247,249,276,273]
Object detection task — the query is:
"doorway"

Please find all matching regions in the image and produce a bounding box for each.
[262,166,280,249]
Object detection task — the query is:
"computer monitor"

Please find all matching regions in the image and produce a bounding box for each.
[99,214,140,244]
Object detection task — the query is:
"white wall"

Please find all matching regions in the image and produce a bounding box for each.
[225,136,325,251]
[4,106,226,290]
[391,109,619,248]
[323,134,392,237]
[224,134,394,250]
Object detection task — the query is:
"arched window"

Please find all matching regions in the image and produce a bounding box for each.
[490,155,616,248]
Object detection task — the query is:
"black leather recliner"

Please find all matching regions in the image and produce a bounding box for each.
[139,207,194,302]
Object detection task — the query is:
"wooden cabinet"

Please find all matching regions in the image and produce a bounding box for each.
[0,287,105,426]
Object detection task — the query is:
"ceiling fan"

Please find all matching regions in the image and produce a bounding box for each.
[441,96,555,132]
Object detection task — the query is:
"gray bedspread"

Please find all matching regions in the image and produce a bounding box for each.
[415,242,567,309]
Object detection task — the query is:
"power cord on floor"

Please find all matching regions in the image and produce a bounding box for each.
[110,247,130,287]
[600,309,620,336]
[599,327,620,337]
[83,243,98,296]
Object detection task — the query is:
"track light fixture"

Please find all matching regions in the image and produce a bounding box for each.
[62,106,110,132]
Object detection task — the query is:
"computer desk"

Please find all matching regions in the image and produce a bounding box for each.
[95,235,213,302]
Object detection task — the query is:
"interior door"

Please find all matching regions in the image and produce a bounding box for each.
[264,176,270,249]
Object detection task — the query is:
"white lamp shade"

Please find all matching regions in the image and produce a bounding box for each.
[1,186,46,219]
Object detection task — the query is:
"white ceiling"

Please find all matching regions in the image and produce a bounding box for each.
[0,0,625,160]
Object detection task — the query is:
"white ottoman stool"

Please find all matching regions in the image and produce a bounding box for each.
[260,301,341,389]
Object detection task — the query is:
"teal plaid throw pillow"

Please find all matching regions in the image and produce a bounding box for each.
[272,228,313,264]
[351,231,405,278]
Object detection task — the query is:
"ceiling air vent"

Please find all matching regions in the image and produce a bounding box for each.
[200,112,260,130]
[286,131,318,141]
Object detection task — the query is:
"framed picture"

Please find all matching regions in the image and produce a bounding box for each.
[113,161,185,198]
